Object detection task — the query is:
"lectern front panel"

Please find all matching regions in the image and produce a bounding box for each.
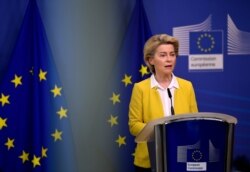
[160,119,234,172]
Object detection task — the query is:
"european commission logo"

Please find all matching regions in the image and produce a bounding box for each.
[189,31,223,71]
[177,140,220,171]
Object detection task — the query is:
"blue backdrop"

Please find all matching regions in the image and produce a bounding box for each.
[143,0,250,169]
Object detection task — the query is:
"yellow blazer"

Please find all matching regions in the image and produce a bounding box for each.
[128,77,198,168]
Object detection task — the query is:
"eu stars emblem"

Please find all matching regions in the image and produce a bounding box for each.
[189,31,223,71]
[190,32,222,54]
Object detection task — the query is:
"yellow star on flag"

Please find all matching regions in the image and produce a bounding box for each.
[139,64,149,77]
[31,155,41,168]
[19,151,29,163]
[41,146,48,158]
[51,129,62,142]
[0,93,10,107]
[108,115,118,127]
[0,117,7,130]
[5,137,15,150]
[57,106,68,119]
[11,74,22,88]
[38,69,47,81]
[115,135,126,147]
[51,85,62,97]
[121,74,132,87]
[110,92,120,105]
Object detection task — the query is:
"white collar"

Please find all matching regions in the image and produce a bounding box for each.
[150,73,179,90]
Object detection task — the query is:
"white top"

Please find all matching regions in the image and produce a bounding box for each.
[150,74,179,116]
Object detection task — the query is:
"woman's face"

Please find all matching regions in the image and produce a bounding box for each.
[149,44,176,76]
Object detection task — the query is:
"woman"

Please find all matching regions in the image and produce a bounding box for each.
[128,34,198,172]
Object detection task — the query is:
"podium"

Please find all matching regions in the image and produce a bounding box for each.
[135,112,237,172]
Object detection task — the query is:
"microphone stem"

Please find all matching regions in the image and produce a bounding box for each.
[167,88,175,115]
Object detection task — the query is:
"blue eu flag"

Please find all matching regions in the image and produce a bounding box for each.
[0,0,76,172]
[105,0,152,171]
[189,31,223,54]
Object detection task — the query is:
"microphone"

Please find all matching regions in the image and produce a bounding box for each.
[167,88,175,115]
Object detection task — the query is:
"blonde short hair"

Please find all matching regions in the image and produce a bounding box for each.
[143,34,179,73]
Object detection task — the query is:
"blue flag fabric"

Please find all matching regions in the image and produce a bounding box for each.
[0,1,76,172]
[106,0,152,171]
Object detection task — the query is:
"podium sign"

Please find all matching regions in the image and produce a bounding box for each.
[135,113,237,172]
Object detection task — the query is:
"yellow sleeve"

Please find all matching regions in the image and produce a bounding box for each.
[190,83,198,113]
[128,83,146,136]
